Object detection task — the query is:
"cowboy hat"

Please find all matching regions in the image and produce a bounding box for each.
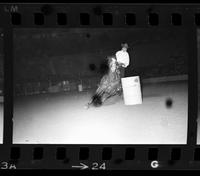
[121,43,129,48]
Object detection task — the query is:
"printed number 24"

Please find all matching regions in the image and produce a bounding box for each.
[91,162,106,170]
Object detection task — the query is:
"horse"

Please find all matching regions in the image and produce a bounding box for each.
[86,56,123,108]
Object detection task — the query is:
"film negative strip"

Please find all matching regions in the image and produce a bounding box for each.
[0,3,199,170]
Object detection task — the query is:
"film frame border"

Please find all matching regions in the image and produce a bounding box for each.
[0,3,198,170]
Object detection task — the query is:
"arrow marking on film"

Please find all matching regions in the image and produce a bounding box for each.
[72,163,89,170]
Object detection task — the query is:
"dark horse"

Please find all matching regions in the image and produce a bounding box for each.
[86,56,123,108]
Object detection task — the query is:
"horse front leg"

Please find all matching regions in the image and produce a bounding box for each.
[101,92,113,103]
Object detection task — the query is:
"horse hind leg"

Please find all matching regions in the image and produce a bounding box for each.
[101,92,113,103]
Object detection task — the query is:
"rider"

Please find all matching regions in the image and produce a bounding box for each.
[115,43,130,78]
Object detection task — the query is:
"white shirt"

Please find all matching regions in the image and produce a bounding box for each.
[115,50,130,68]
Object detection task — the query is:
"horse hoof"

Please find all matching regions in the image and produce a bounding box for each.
[84,106,89,109]
[84,104,90,109]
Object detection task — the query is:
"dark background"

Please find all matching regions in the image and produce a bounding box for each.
[198,29,200,89]
[198,29,200,144]
[0,30,3,94]
[13,28,188,93]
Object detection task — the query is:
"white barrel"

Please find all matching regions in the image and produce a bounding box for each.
[121,76,142,105]
[78,84,83,92]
